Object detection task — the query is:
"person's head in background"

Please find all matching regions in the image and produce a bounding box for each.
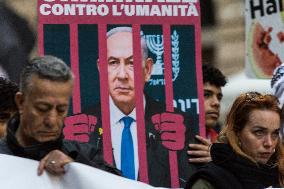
[0,77,18,137]
[271,63,284,141]
[202,64,227,135]
[0,2,35,83]
[271,63,284,106]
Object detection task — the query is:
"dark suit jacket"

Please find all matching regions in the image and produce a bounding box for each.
[84,95,197,187]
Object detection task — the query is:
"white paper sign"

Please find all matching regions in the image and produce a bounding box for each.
[0,154,170,189]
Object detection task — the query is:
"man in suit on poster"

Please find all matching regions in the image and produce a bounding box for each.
[63,27,197,187]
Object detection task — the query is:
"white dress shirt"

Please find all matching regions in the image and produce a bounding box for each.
[109,97,139,180]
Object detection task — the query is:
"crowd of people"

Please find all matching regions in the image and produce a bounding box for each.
[1,54,282,189]
[0,3,283,188]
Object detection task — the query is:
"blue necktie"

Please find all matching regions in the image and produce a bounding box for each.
[121,116,135,180]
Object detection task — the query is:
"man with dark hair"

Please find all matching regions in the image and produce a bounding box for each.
[202,64,227,140]
[188,64,227,163]
[0,77,18,138]
[0,55,119,176]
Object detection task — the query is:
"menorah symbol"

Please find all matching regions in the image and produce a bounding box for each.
[146,35,164,75]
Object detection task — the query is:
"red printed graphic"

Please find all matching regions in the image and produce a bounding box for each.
[251,22,281,76]
[151,112,185,151]
[63,114,97,143]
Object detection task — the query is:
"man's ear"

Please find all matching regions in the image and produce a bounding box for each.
[15,92,24,114]
[144,58,153,82]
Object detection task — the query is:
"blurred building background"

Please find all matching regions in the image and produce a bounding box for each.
[5,0,37,57]
[201,0,245,76]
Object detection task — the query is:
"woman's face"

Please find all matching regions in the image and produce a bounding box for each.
[239,109,280,164]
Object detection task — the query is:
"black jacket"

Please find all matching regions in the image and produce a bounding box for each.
[186,143,280,189]
[0,114,120,176]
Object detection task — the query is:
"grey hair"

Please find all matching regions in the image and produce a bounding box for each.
[106,27,148,61]
[20,55,74,92]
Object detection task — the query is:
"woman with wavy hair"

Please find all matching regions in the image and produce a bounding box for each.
[186,92,284,189]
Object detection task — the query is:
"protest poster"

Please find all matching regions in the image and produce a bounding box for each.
[245,0,284,78]
[38,1,202,188]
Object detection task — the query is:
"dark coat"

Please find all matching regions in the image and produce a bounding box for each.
[186,143,280,189]
[0,114,120,176]
[84,95,197,187]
